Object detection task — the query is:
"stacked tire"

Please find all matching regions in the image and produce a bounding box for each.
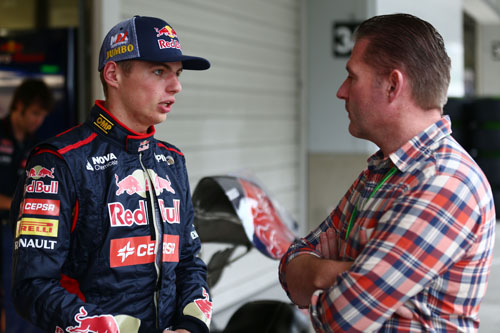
[468,98,500,215]
[443,97,472,151]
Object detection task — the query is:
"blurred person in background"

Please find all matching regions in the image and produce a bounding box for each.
[1,78,53,333]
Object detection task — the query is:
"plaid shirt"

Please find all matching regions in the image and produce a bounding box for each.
[279,116,496,332]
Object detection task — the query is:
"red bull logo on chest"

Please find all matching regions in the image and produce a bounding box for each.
[108,199,180,226]
[114,169,176,198]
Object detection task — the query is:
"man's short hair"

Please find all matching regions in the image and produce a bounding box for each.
[354,13,451,110]
[9,78,54,113]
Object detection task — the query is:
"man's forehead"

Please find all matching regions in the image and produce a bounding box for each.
[143,60,183,70]
[24,103,49,114]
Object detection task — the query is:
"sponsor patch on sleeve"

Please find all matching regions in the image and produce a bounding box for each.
[17,218,59,237]
[23,198,60,216]
[183,287,212,328]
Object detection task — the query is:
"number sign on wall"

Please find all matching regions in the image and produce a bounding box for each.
[332,22,361,58]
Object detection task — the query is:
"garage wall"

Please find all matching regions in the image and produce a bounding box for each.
[476,23,500,96]
[92,0,305,220]
[92,0,304,328]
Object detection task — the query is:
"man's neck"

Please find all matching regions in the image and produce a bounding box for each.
[379,109,442,156]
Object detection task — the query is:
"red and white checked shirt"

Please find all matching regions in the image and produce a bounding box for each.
[279,116,496,332]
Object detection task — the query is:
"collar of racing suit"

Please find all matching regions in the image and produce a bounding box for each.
[92,100,156,154]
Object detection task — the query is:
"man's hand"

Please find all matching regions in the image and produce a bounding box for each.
[317,227,339,259]
[395,305,413,319]
[285,227,352,307]
[314,227,414,320]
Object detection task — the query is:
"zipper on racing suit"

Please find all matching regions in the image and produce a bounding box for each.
[139,152,163,328]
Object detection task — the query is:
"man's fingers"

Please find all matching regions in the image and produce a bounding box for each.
[395,305,413,319]
[326,228,338,259]
[320,232,329,258]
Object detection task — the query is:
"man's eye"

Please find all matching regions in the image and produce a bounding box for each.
[153,69,163,75]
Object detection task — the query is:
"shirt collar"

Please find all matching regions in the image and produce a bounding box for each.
[367,115,452,173]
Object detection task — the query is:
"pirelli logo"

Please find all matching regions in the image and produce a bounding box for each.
[94,114,114,134]
[17,218,59,237]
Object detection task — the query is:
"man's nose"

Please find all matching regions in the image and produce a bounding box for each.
[336,79,348,100]
[169,76,182,94]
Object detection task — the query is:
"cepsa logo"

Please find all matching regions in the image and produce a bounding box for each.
[22,198,60,216]
[110,235,179,267]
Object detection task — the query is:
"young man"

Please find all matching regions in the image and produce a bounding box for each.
[1,78,53,333]
[279,14,496,332]
[0,78,53,218]
[11,16,212,333]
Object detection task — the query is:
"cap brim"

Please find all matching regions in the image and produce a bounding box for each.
[180,55,211,71]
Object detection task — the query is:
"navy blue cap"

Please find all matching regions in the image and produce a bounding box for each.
[98,16,210,71]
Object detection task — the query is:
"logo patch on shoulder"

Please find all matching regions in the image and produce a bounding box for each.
[27,166,55,179]
[23,199,60,216]
[94,114,114,134]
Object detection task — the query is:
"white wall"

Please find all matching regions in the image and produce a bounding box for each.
[306,0,466,231]
[374,0,464,97]
[307,0,465,155]
[476,23,500,96]
[307,0,374,154]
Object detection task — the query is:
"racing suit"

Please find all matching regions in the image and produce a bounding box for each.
[11,101,212,333]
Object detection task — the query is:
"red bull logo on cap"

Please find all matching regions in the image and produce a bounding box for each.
[27,165,55,179]
[155,25,177,38]
[65,306,119,333]
[154,25,181,50]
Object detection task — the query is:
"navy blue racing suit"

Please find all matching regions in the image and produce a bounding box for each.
[10,101,212,333]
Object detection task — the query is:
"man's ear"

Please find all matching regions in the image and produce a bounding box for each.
[102,61,120,89]
[387,69,404,102]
